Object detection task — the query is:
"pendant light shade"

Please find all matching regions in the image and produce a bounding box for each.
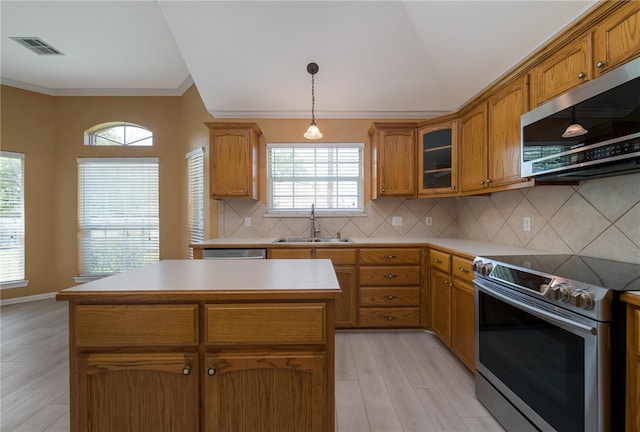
[303,62,323,140]
[562,107,588,138]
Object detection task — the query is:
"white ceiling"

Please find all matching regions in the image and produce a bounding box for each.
[1,1,598,119]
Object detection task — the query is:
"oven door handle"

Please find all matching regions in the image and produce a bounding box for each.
[476,280,597,335]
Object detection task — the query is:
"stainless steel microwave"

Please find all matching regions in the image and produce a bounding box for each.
[521,57,640,182]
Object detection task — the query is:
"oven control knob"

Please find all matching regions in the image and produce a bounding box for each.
[570,289,594,309]
[480,263,493,276]
[549,284,569,302]
[472,260,483,273]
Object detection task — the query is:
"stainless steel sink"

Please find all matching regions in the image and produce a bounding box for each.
[273,237,353,243]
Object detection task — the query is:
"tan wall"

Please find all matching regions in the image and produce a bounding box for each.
[1,84,213,300]
[1,86,56,300]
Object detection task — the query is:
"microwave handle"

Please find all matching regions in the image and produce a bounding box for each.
[475,280,597,336]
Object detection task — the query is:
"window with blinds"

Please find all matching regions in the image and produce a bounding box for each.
[78,158,159,277]
[267,143,364,214]
[186,148,204,258]
[0,152,25,284]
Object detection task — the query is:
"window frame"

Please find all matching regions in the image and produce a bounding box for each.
[77,157,159,279]
[266,142,365,216]
[0,151,27,288]
[186,147,204,258]
[85,122,153,147]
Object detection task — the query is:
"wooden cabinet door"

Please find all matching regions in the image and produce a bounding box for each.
[268,248,313,259]
[77,353,199,432]
[530,34,592,107]
[418,119,458,196]
[487,76,529,187]
[451,278,475,372]
[333,265,356,328]
[430,268,452,346]
[594,2,640,77]
[627,304,640,432]
[460,103,488,193]
[208,123,261,199]
[204,352,326,432]
[372,125,417,198]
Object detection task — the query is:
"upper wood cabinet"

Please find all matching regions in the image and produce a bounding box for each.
[486,76,530,187]
[459,103,488,193]
[530,2,640,108]
[530,34,592,107]
[593,1,640,77]
[461,77,530,194]
[207,122,261,200]
[369,123,418,199]
[418,118,459,197]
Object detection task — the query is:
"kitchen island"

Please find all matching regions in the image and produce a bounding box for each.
[56,259,341,432]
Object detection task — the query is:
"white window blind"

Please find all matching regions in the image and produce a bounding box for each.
[186,148,204,258]
[267,143,364,214]
[78,158,159,276]
[0,152,25,283]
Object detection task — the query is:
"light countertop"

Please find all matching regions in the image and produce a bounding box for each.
[57,259,341,302]
[191,237,550,258]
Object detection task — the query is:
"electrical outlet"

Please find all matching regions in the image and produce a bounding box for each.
[244,217,251,227]
[523,216,531,232]
[392,216,402,226]
[425,216,433,226]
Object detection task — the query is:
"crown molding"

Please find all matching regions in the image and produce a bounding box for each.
[207,109,452,120]
[0,75,194,97]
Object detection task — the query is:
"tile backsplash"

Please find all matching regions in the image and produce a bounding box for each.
[220,173,640,264]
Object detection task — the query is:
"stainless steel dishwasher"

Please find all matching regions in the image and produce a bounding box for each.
[202,248,267,260]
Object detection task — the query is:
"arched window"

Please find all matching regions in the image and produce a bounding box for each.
[86,122,153,146]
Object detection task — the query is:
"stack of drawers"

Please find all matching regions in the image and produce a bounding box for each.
[357,247,422,328]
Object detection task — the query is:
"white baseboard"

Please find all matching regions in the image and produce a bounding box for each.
[1,292,57,306]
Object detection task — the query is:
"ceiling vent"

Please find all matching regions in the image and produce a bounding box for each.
[10,37,64,55]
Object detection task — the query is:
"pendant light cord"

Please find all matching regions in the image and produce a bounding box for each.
[311,73,316,124]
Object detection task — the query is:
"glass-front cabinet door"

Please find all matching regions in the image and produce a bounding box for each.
[418,119,458,196]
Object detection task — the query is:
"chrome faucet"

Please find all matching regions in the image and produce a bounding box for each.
[310,204,321,238]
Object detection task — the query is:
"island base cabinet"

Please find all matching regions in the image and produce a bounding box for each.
[76,353,200,432]
[205,352,326,432]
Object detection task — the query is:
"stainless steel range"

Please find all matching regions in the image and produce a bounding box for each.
[473,254,640,432]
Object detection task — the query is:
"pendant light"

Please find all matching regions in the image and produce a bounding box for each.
[303,62,323,140]
[562,106,588,138]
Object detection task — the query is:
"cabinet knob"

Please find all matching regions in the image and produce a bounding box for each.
[486,179,492,184]
[384,255,397,259]
[459,267,469,273]
[383,315,397,320]
[479,180,485,184]
[243,189,248,193]
[596,61,604,69]
[450,185,456,190]
[444,280,450,285]
[578,71,585,79]
[434,258,442,264]
[385,295,397,300]
[384,274,397,279]
[382,188,386,192]
[207,367,217,376]
[182,367,191,376]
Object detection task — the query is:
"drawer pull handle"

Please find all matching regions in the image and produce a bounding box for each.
[207,367,217,376]
[577,71,585,79]
[182,367,191,376]
[434,258,442,264]
[383,315,397,320]
[459,267,469,273]
[385,295,397,300]
[385,255,397,259]
[596,61,604,68]
[384,274,397,279]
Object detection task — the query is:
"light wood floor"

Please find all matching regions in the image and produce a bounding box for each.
[1,298,504,432]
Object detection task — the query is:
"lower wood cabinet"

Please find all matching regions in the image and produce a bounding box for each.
[627,300,640,432]
[77,352,199,432]
[358,247,423,328]
[205,352,326,432]
[429,248,476,371]
[270,247,357,328]
[67,300,334,432]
